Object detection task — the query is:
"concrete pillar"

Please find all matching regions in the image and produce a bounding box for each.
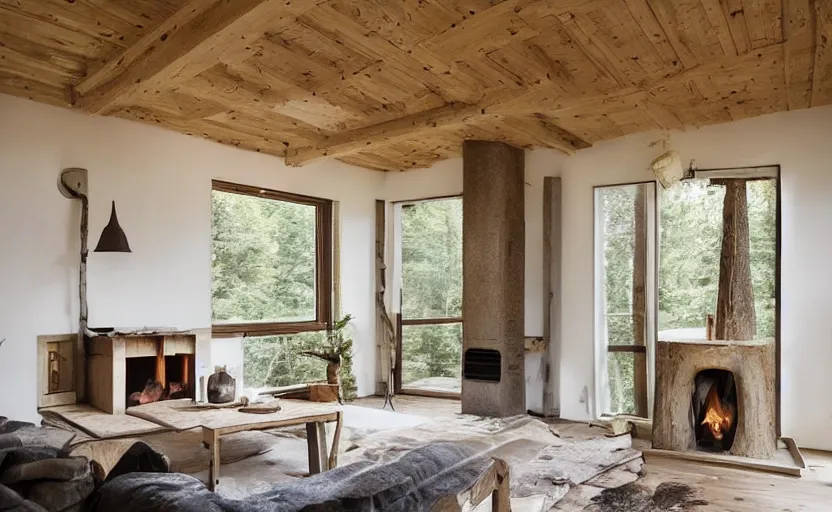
[461,140,525,417]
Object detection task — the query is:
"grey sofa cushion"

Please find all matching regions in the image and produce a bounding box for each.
[90,442,492,512]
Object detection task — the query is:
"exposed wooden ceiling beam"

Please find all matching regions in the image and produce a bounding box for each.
[75,0,319,114]
[500,115,591,156]
[639,99,685,131]
[282,87,632,166]
[284,103,483,166]
[0,70,71,108]
[285,42,788,167]
[75,0,215,99]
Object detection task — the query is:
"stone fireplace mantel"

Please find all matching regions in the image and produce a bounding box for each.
[652,338,776,459]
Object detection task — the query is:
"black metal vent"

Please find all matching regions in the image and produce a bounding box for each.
[463,349,501,382]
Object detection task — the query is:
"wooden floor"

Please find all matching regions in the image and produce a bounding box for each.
[352,396,832,511]
[638,453,832,511]
[352,394,461,420]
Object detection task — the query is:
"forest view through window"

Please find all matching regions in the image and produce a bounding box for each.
[659,178,777,339]
[212,181,334,390]
[595,182,655,417]
[212,186,317,325]
[596,171,777,418]
[399,197,463,394]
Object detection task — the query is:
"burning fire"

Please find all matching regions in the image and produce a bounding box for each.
[701,385,735,440]
[128,379,186,407]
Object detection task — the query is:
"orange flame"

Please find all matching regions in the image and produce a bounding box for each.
[701,385,735,440]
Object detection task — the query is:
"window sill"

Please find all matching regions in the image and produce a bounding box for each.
[211,321,327,338]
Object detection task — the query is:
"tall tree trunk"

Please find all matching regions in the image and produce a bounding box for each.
[714,179,756,340]
[632,185,649,417]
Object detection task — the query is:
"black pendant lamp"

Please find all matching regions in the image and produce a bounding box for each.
[94,201,131,252]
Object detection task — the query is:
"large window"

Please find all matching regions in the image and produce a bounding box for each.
[396,197,463,395]
[211,180,333,337]
[659,176,777,339]
[594,167,779,420]
[594,182,657,417]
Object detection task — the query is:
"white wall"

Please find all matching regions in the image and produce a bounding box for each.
[4,91,832,450]
[0,94,383,423]
[383,105,832,450]
[381,157,551,415]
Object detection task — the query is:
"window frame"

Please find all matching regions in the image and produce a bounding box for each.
[392,195,464,398]
[211,180,333,338]
[593,166,781,424]
[593,180,659,419]
[688,165,781,434]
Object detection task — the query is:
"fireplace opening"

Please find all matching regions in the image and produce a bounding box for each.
[692,369,738,452]
[125,354,192,407]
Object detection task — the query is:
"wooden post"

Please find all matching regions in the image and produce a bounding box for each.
[181,354,191,389]
[375,199,391,396]
[155,337,166,389]
[714,179,756,340]
[706,315,715,340]
[543,177,562,418]
[632,185,649,418]
[75,195,89,403]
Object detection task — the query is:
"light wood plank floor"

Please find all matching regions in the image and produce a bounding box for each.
[352,396,832,511]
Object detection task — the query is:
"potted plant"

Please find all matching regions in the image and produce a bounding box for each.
[301,314,357,402]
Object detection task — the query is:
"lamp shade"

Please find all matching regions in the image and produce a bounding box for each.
[94,201,131,252]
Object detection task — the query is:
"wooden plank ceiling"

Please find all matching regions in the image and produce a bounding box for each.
[0,0,830,171]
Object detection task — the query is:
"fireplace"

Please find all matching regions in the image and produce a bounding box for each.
[693,369,737,452]
[86,333,196,414]
[652,338,776,459]
[125,354,191,406]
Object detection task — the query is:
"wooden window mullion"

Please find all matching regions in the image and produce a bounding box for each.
[401,316,463,326]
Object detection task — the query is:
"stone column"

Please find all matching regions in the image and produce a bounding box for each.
[461,140,525,417]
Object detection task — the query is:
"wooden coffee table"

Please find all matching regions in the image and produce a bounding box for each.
[198,400,343,492]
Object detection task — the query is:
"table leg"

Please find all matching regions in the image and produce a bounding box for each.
[202,428,220,492]
[306,421,328,474]
[327,411,343,469]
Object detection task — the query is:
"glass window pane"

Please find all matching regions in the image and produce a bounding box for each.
[401,198,463,319]
[598,184,650,346]
[658,179,776,339]
[607,352,636,415]
[747,180,777,338]
[242,332,327,388]
[212,190,317,323]
[596,182,653,417]
[658,180,723,337]
[401,323,462,393]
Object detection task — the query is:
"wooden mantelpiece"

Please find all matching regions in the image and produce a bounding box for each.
[86,333,196,414]
[652,338,776,459]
